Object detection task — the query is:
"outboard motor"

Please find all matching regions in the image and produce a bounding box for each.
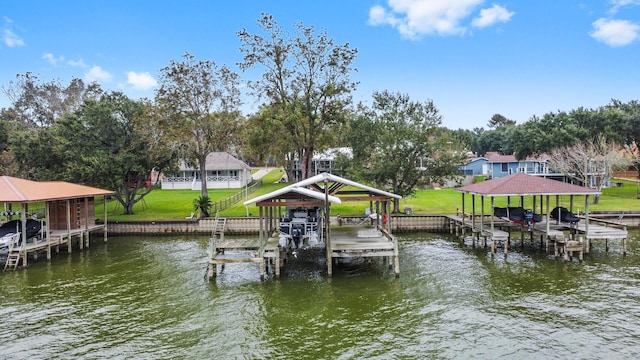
[291,226,302,248]
[525,209,534,229]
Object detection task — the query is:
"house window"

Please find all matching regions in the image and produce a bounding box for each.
[501,163,508,173]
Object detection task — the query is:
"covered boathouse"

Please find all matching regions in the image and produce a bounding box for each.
[450,173,628,258]
[206,172,402,280]
[0,176,113,270]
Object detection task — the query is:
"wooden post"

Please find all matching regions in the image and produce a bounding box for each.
[46,201,52,260]
[471,195,476,234]
[325,179,332,277]
[259,207,265,280]
[584,195,590,254]
[104,195,108,242]
[20,203,28,267]
[545,195,550,251]
[84,197,89,248]
[66,200,72,253]
[480,195,485,235]
[461,193,465,229]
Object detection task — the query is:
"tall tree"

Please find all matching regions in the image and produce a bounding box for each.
[487,113,516,128]
[155,53,242,198]
[475,125,516,156]
[238,13,358,180]
[610,99,640,177]
[2,72,103,128]
[347,91,465,212]
[547,136,630,203]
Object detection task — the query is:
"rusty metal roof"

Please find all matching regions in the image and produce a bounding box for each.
[455,173,600,196]
[0,176,114,203]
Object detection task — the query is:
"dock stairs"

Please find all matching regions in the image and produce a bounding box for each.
[4,239,21,271]
[4,251,20,270]
[212,216,226,242]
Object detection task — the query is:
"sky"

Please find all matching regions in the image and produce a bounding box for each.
[1,0,639,130]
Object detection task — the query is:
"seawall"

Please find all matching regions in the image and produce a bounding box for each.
[105,212,640,236]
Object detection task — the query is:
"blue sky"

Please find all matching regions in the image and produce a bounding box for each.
[1,0,639,130]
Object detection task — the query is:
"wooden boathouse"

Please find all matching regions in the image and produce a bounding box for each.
[0,176,113,270]
[449,173,628,258]
[206,172,402,280]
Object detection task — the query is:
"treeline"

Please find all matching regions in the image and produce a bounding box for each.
[448,101,640,162]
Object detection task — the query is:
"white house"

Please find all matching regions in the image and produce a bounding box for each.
[161,152,252,190]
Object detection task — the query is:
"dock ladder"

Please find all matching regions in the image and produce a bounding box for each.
[207,212,227,263]
[210,212,227,247]
[4,236,21,271]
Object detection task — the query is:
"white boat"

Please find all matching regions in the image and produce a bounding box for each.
[0,219,42,254]
[279,207,323,249]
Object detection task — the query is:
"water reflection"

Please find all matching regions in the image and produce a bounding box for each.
[0,231,639,359]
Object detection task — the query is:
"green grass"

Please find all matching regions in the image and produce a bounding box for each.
[99,173,640,221]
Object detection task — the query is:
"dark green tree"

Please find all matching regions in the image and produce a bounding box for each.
[241,104,297,174]
[487,113,516,128]
[346,91,465,212]
[12,92,177,214]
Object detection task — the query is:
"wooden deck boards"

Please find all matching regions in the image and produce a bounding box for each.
[207,226,400,279]
[5,224,108,270]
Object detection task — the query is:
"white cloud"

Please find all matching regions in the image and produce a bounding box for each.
[84,65,113,82]
[68,58,88,68]
[590,18,640,47]
[127,71,157,90]
[3,28,24,47]
[3,17,24,47]
[472,4,514,28]
[42,53,64,65]
[368,0,512,39]
[608,0,640,15]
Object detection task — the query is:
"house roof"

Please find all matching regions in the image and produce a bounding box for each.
[463,157,488,165]
[0,176,114,203]
[179,152,250,171]
[486,154,549,163]
[455,173,600,196]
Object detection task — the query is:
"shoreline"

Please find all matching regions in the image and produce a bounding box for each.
[104,211,640,236]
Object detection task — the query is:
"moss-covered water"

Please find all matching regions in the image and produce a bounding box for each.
[1,231,640,359]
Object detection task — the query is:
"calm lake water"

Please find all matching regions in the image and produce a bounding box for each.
[1,229,640,359]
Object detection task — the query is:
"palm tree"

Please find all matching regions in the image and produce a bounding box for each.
[193,195,212,218]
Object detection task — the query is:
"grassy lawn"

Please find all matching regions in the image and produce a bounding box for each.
[99,171,640,221]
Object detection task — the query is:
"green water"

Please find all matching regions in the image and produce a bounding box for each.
[1,230,640,359]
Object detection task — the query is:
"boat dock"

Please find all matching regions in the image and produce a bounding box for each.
[1,176,113,271]
[206,224,399,280]
[207,172,402,281]
[4,224,108,270]
[446,213,627,259]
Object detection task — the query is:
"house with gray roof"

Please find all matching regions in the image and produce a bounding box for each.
[161,152,251,190]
